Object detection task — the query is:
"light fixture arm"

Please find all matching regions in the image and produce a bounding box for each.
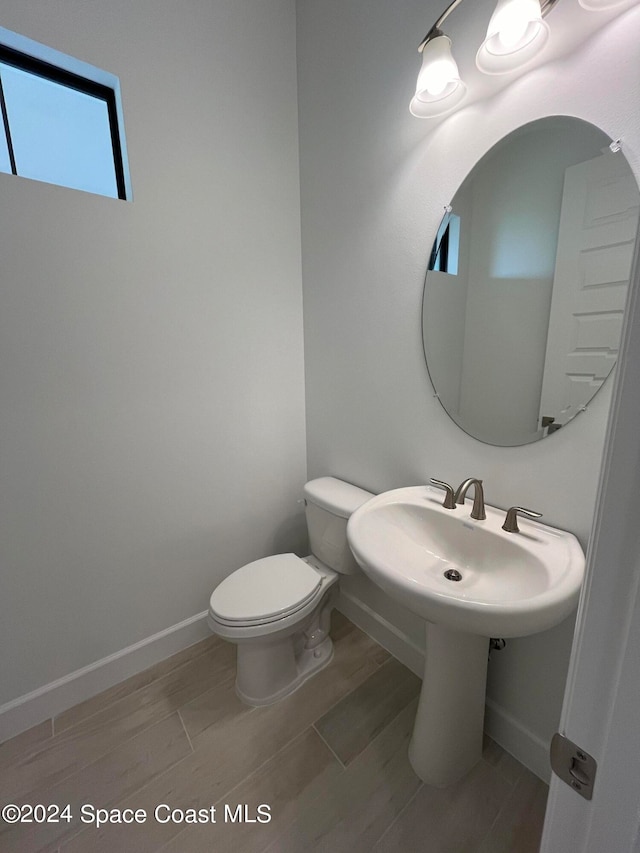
[418,0,560,52]
[418,0,466,51]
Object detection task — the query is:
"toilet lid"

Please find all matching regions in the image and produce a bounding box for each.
[209,553,323,624]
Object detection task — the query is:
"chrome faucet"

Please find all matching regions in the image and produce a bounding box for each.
[454,478,486,520]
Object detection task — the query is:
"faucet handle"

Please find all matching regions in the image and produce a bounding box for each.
[502,506,542,533]
[429,478,456,510]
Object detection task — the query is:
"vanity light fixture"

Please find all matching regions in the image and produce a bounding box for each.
[411,0,618,117]
[411,0,559,117]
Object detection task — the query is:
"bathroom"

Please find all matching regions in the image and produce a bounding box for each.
[1,0,640,850]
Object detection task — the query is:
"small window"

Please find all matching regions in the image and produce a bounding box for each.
[429,212,460,275]
[0,34,129,200]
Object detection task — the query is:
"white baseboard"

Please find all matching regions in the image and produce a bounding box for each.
[337,589,550,784]
[484,697,551,783]
[0,611,210,743]
[336,589,425,677]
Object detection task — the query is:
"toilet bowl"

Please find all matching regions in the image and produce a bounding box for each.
[208,477,373,706]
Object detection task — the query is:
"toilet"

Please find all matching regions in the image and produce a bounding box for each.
[208,476,373,706]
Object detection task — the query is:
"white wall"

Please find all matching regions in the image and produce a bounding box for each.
[297,0,640,777]
[0,0,306,709]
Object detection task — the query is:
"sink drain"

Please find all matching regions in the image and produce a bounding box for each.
[444,568,462,582]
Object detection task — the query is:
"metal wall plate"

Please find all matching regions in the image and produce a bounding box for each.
[550,733,597,800]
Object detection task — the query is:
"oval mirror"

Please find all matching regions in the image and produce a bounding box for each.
[422,116,640,446]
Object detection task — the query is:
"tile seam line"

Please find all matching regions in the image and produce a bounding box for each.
[153,726,331,853]
[6,708,189,807]
[53,641,222,736]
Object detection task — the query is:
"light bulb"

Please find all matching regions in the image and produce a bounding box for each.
[498,16,528,47]
[424,62,451,96]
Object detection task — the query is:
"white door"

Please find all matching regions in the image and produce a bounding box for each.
[538,151,639,432]
[541,208,640,851]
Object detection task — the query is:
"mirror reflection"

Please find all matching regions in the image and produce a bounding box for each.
[422,117,640,446]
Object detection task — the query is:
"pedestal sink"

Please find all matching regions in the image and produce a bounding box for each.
[346,485,585,787]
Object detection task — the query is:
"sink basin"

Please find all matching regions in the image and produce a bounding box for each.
[346,484,586,787]
[347,485,585,638]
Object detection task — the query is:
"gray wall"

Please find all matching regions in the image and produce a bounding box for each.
[0,0,306,706]
[297,0,640,766]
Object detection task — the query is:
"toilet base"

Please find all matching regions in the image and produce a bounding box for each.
[235,635,334,706]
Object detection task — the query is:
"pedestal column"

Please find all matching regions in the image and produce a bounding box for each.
[408,622,489,787]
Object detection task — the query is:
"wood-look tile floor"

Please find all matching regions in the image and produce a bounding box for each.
[0,613,548,853]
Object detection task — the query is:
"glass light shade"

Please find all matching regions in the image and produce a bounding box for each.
[476,0,549,75]
[410,35,467,118]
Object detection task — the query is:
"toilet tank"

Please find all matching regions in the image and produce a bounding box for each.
[304,477,374,574]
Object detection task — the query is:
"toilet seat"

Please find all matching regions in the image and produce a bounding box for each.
[209,553,324,627]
